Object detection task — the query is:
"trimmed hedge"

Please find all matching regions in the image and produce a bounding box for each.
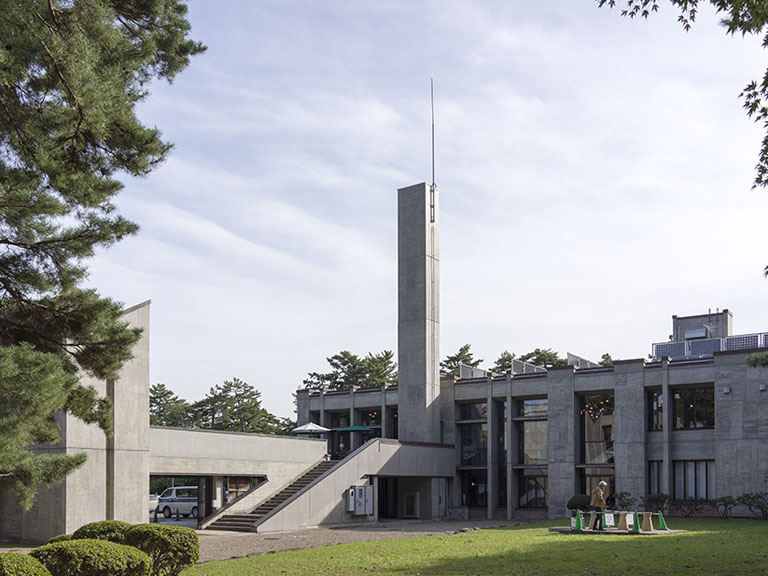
[0,553,52,576]
[124,524,199,576]
[45,534,72,545]
[566,494,591,510]
[72,520,133,544]
[31,539,151,576]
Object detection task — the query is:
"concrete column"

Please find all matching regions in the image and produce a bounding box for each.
[486,375,495,519]
[506,373,513,520]
[397,182,440,443]
[661,359,673,495]
[381,386,388,438]
[349,388,357,450]
[546,367,576,519]
[613,360,647,501]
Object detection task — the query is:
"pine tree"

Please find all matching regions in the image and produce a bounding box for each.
[0,0,204,508]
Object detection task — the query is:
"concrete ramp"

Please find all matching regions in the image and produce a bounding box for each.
[255,438,455,533]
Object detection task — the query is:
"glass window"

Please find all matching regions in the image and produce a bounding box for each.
[329,412,349,429]
[498,465,507,508]
[648,461,662,494]
[673,387,714,429]
[518,398,548,418]
[518,420,548,465]
[460,470,487,507]
[459,423,487,466]
[581,393,614,464]
[580,468,615,506]
[673,460,715,499]
[497,401,507,462]
[518,469,548,508]
[459,403,487,420]
[648,390,663,431]
[358,409,381,427]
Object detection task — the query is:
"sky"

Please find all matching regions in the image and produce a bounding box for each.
[87,0,768,419]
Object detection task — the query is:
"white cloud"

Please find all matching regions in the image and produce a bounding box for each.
[86,0,768,417]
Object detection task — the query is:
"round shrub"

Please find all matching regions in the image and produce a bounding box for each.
[567,494,591,510]
[30,539,151,576]
[45,534,72,545]
[0,552,52,576]
[72,520,132,544]
[124,524,199,576]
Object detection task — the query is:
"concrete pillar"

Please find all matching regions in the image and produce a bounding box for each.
[506,373,513,520]
[397,182,440,443]
[546,367,577,519]
[486,375,495,519]
[613,360,647,500]
[661,359,673,496]
[380,386,388,438]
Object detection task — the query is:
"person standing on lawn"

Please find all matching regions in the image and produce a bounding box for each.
[590,481,608,530]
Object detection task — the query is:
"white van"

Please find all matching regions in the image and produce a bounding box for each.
[156,486,198,518]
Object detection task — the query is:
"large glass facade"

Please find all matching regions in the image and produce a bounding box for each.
[648,460,662,494]
[580,468,615,506]
[459,423,488,466]
[648,390,663,431]
[518,398,548,418]
[518,468,547,508]
[460,470,487,507]
[581,393,614,464]
[673,387,714,429]
[459,403,487,420]
[674,460,715,499]
[518,421,547,465]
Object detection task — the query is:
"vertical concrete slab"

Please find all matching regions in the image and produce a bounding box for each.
[397,183,440,443]
[613,360,646,500]
[108,301,151,524]
[546,368,576,519]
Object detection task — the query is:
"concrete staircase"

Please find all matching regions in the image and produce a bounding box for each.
[207,460,338,532]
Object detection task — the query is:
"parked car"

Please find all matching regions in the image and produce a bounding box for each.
[156,486,198,518]
[149,494,158,514]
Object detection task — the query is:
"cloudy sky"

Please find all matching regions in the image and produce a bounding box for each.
[87,1,768,418]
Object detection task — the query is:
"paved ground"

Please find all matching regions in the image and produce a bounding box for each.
[197,519,530,563]
[2,518,541,562]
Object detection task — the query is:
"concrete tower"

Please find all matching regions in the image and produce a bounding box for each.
[397,182,440,443]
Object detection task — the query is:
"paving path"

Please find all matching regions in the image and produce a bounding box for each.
[2,519,540,563]
[198,519,527,563]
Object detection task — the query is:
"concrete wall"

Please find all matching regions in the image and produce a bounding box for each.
[398,182,440,444]
[0,301,150,543]
[150,427,326,477]
[256,439,454,533]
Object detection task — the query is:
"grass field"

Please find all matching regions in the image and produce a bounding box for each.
[183,518,768,576]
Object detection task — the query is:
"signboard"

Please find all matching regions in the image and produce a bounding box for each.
[604,513,615,527]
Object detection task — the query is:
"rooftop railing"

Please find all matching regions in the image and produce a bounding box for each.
[652,332,768,360]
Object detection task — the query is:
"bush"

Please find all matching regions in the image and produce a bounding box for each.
[0,553,52,576]
[614,492,638,511]
[31,539,151,576]
[72,520,132,544]
[643,493,671,513]
[566,494,591,510]
[45,534,72,545]
[673,497,706,517]
[124,524,199,576]
[737,492,768,519]
[712,496,737,518]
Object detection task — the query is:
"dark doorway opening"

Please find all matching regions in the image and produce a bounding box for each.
[378,477,398,519]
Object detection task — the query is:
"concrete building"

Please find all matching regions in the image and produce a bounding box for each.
[4,179,768,542]
[297,309,768,520]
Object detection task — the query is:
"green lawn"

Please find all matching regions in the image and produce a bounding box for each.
[183,518,768,576]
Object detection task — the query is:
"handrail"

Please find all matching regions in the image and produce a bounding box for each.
[197,478,269,530]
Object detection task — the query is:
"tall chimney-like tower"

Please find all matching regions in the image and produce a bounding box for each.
[397,182,440,443]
